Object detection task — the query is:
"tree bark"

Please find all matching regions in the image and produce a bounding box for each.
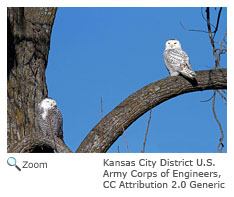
[76,68,227,153]
[7,8,57,152]
[8,133,72,153]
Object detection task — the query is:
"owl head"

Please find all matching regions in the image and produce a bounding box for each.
[165,39,182,50]
[39,98,57,110]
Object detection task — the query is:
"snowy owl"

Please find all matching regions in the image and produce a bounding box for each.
[36,98,63,140]
[163,39,196,79]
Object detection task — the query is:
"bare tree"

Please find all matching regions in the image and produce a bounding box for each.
[7,7,227,153]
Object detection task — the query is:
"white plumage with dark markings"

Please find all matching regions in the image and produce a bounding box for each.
[163,39,196,79]
[37,98,63,140]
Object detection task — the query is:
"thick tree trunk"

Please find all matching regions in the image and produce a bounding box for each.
[7,8,57,152]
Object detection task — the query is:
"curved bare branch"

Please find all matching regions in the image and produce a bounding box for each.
[76,68,227,153]
[8,133,72,153]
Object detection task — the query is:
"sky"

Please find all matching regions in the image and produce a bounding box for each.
[46,7,227,153]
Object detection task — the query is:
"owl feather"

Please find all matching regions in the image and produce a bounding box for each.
[163,39,196,79]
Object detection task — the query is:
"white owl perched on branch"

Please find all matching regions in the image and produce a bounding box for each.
[37,98,64,141]
[163,39,196,79]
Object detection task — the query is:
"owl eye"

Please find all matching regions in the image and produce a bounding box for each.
[174,42,177,44]
[168,42,170,44]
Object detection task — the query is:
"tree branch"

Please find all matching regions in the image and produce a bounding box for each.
[213,8,222,39]
[212,91,224,153]
[206,7,220,68]
[142,108,152,153]
[76,68,227,153]
[8,133,72,153]
[206,7,226,152]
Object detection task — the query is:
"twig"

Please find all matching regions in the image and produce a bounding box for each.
[99,97,104,152]
[201,8,217,30]
[181,7,222,35]
[201,7,222,39]
[180,21,209,34]
[216,89,227,103]
[122,124,130,153]
[200,94,214,102]
[215,30,227,64]
[213,8,222,39]
[142,108,152,153]
[212,91,224,153]
[206,7,220,68]
[220,30,227,46]
[206,7,226,153]
[221,89,227,95]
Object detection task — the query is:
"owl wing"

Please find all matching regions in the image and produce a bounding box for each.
[165,48,189,65]
[165,49,196,79]
[54,106,64,140]
[37,105,49,136]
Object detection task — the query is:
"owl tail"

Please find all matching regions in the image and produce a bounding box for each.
[180,64,196,79]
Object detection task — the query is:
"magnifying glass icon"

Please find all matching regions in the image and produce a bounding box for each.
[7,157,21,171]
